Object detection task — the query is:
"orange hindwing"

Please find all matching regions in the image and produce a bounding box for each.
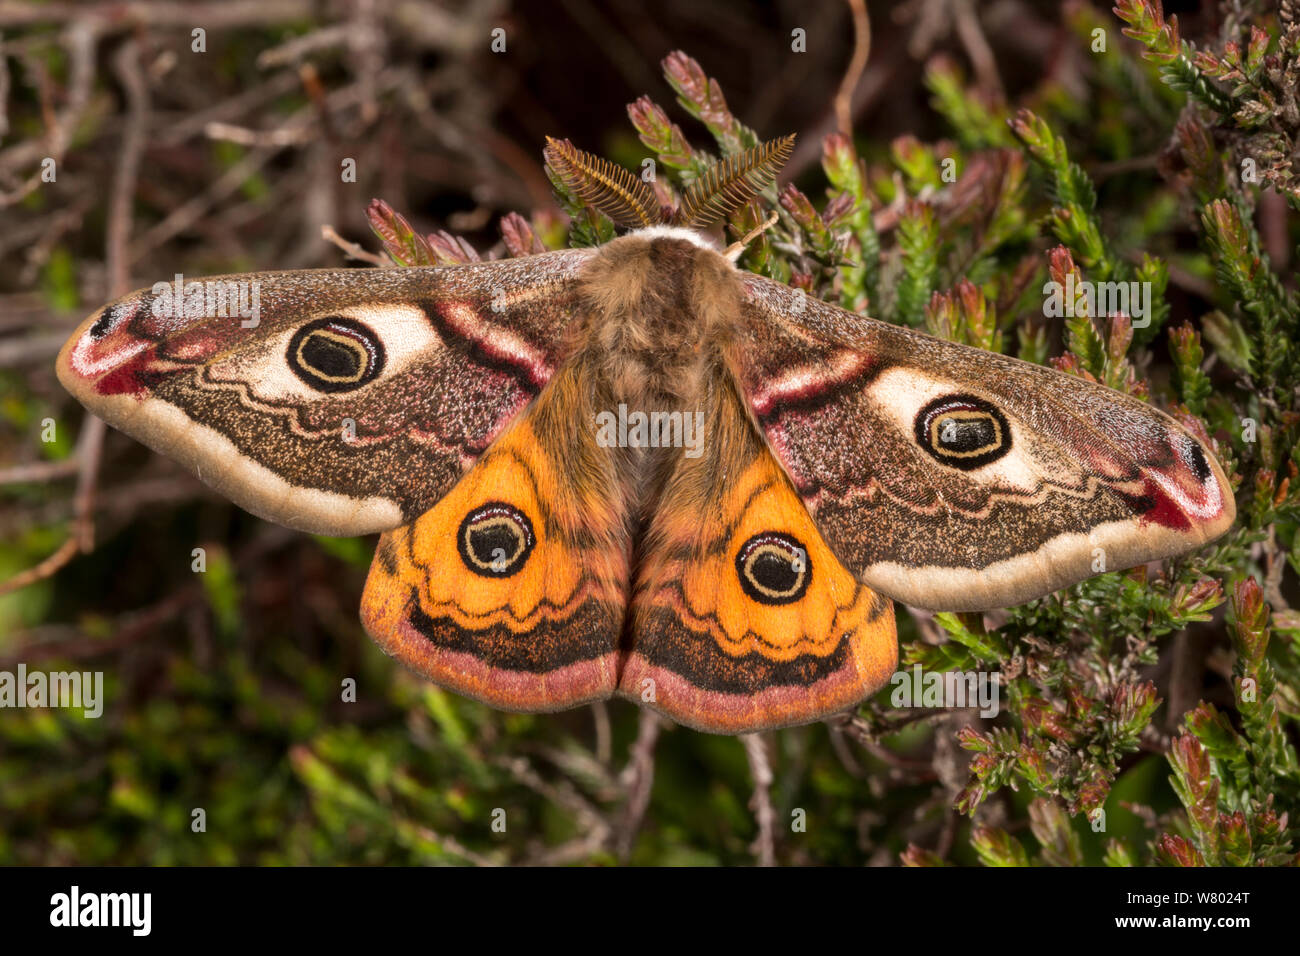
[361,359,630,711]
[619,379,897,733]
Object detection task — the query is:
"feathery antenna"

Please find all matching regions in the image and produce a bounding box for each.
[543,137,663,229]
[673,135,796,228]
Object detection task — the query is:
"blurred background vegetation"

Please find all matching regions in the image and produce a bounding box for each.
[1,0,1297,865]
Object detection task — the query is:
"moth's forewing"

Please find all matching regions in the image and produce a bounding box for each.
[731,273,1236,611]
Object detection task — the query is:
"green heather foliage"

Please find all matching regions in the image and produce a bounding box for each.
[1,2,1297,865]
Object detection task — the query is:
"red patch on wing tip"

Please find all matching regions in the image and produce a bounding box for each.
[1133,475,1194,532]
[93,360,151,397]
[91,346,178,398]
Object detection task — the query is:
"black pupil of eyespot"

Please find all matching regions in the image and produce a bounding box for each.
[286,317,384,393]
[751,551,798,593]
[469,524,519,565]
[938,416,997,452]
[457,504,534,578]
[735,532,810,605]
[302,335,362,379]
[915,394,1011,471]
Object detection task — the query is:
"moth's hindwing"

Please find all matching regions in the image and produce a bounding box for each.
[620,377,897,734]
[733,273,1236,611]
[361,359,630,712]
[55,251,593,535]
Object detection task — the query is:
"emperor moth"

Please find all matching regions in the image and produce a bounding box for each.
[56,135,1234,734]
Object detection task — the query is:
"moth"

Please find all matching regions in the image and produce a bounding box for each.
[57,135,1235,735]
